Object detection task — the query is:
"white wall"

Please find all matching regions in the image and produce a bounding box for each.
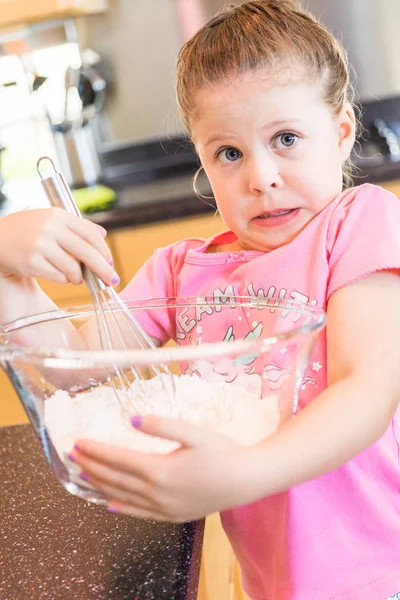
[305,0,400,100]
[79,0,184,143]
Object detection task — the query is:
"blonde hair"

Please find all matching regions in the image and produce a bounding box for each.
[176,0,358,188]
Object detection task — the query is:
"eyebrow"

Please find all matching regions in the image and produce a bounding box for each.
[203,133,237,148]
[264,118,303,129]
[203,119,304,148]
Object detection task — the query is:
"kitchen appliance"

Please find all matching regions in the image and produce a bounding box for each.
[51,60,107,189]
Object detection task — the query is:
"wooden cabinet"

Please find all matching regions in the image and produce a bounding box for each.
[380,180,400,198]
[0,372,29,426]
[197,513,250,600]
[110,213,224,285]
[0,0,108,29]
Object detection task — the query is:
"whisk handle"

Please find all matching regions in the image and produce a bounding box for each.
[37,156,81,217]
[37,156,106,293]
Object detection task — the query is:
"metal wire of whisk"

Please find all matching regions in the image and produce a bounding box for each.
[37,156,175,411]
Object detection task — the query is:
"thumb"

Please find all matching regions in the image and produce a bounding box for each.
[131,414,206,448]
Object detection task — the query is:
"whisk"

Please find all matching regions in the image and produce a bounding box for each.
[36,156,175,410]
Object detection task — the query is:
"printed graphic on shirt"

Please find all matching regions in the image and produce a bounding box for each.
[177,288,320,399]
[176,283,317,341]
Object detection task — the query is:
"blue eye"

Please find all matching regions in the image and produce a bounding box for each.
[218,147,242,163]
[275,132,298,148]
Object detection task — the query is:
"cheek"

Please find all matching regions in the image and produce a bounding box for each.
[295,146,341,181]
[202,163,221,191]
[205,169,235,202]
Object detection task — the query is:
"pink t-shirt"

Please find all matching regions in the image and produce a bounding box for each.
[121,184,400,599]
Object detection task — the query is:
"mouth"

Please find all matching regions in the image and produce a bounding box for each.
[258,209,293,218]
[253,208,300,228]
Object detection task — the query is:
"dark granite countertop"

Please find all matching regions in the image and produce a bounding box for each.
[0,170,215,233]
[88,173,215,232]
[0,424,204,600]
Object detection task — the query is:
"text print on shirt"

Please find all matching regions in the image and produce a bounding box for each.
[176,283,318,340]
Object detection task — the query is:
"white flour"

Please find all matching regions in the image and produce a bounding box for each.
[44,374,280,463]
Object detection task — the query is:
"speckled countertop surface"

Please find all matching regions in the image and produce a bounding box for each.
[0,424,204,600]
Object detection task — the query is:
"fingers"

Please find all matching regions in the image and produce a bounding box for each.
[73,439,159,477]
[25,253,70,284]
[55,228,117,285]
[83,469,150,506]
[73,447,149,495]
[58,213,119,286]
[63,213,111,262]
[19,208,117,285]
[72,443,168,515]
[74,455,181,522]
[131,415,206,448]
[21,227,114,286]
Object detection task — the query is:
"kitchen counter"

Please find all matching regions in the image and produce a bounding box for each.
[0,423,204,600]
[0,171,215,232]
[90,173,215,231]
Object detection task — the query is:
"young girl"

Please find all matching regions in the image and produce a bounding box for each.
[1,1,400,598]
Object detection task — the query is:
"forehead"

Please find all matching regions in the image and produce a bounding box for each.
[190,70,329,138]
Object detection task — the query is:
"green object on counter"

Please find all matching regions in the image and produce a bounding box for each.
[72,185,117,213]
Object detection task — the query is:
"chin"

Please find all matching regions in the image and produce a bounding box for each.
[244,229,296,252]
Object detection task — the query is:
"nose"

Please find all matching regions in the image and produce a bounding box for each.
[247,153,282,194]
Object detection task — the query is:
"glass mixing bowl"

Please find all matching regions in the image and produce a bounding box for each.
[0,296,325,504]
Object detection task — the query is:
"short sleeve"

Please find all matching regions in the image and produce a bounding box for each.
[119,238,202,343]
[327,184,400,299]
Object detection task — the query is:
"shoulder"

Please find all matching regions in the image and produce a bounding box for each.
[151,230,234,263]
[332,183,399,219]
[326,184,400,298]
[327,183,400,246]
[157,236,208,257]
[156,236,207,255]
[148,236,209,270]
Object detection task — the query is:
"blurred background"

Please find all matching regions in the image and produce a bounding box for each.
[0,0,399,215]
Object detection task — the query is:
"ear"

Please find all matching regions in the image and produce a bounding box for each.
[337,103,356,162]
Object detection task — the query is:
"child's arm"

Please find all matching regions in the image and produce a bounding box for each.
[245,268,400,494]
[0,208,117,349]
[71,269,400,521]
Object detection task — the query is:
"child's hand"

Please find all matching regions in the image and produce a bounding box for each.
[71,416,253,522]
[0,208,117,286]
